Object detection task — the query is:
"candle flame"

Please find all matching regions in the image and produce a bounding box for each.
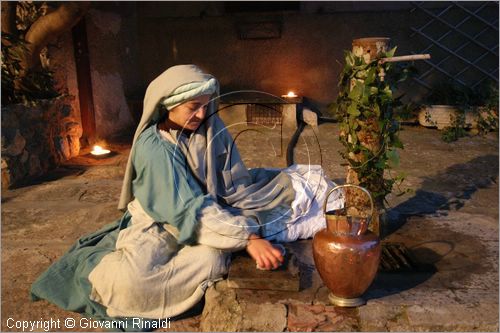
[281,91,298,98]
[91,145,110,156]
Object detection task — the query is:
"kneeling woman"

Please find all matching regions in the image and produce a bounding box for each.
[31,65,341,321]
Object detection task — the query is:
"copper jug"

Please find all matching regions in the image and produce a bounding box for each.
[312,184,381,307]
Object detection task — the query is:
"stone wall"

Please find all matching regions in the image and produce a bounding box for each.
[39,2,497,140]
[1,10,83,190]
[134,2,432,117]
[67,2,498,133]
[80,2,436,123]
[2,27,83,190]
[1,98,82,190]
[49,30,81,128]
[85,6,138,140]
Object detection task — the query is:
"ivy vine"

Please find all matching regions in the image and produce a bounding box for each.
[334,47,415,202]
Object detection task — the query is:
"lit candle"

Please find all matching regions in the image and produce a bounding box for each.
[90,145,111,156]
[281,91,298,98]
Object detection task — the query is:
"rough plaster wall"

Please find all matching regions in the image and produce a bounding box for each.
[86,8,134,140]
[137,8,429,115]
[49,31,80,123]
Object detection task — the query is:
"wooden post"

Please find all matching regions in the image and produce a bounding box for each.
[345,37,391,236]
[72,17,96,147]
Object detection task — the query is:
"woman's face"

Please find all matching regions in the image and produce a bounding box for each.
[168,94,211,131]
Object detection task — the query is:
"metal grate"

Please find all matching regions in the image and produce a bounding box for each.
[246,103,283,126]
[380,242,436,273]
[410,1,499,90]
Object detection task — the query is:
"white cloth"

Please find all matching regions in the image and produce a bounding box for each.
[259,164,345,242]
[89,198,256,319]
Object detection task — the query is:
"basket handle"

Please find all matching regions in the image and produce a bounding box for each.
[323,184,375,223]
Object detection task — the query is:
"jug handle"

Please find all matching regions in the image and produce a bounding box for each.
[323,184,375,227]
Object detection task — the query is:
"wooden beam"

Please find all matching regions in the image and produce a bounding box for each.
[72,17,96,146]
[379,54,431,64]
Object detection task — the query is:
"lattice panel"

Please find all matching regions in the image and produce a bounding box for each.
[246,104,283,126]
[410,1,499,90]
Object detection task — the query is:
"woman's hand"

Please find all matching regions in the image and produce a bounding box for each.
[246,234,284,270]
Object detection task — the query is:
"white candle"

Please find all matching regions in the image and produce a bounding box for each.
[281,91,298,98]
[91,145,110,156]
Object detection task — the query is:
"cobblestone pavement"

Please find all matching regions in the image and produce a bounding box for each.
[2,123,498,331]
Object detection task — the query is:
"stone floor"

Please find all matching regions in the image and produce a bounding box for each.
[1,123,498,331]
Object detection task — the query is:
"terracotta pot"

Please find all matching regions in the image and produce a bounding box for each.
[352,37,390,58]
[312,184,381,307]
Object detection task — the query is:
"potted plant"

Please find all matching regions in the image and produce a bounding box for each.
[418,80,472,130]
[468,80,499,136]
[418,80,499,142]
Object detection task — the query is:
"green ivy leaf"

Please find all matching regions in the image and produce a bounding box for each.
[375,159,386,169]
[391,135,404,149]
[346,52,355,67]
[347,103,360,116]
[369,86,379,95]
[348,81,363,100]
[364,66,377,85]
[384,46,397,59]
[386,149,400,168]
[355,70,367,80]
[350,132,358,145]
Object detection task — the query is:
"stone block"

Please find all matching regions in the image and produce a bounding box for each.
[68,135,81,158]
[165,315,201,332]
[227,252,300,291]
[54,136,71,160]
[406,303,499,331]
[234,287,319,306]
[358,303,408,331]
[239,302,287,331]
[201,281,243,332]
[302,107,319,128]
[4,130,26,156]
[287,304,324,331]
[319,306,360,332]
[28,154,43,177]
[287,303,359,332]
[282,104,298,130]
[63,117,83,138]
[201,280,287,332]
